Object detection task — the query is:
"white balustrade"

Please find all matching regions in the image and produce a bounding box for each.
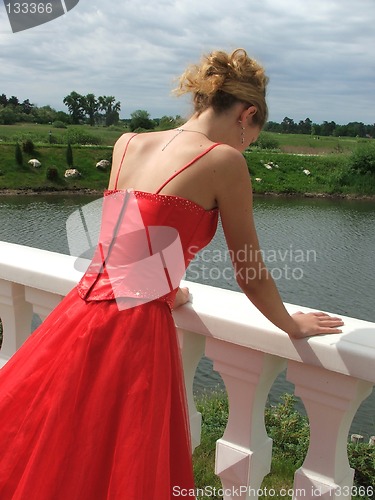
[0,241,374,499]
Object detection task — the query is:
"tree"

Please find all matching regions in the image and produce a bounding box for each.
[129,109,154,131]
[32,105,57,124]
[21,99,33,115]
[158,115,182,130]
[300,117,312,135]
[0,94,7,106]
[63,91,85,124]
[264,121,282,133]
[98,96,121,126]
[82,93,99,126]
[0,105,17,125]
[320,121,336,136]
[8,96,19,107]
[281,116,296,134]
[55,111,71,124]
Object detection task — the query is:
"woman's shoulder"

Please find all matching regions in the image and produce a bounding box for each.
[114,132,137,148]
[208,143,249,176]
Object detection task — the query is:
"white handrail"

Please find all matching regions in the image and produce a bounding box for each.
[0,241,374,499]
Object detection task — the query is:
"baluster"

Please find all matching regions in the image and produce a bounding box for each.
[178,329,206,450]
[24,287,63,322]
[287,361,373,499]
[205,338,286,499]
[0,281,33,364]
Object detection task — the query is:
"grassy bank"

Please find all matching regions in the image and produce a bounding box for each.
[0,125,374,197]
[193,392,375,500]
[246,151,375,198]
[0,144,112,192]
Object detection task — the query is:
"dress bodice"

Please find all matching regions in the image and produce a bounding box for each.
[77,189,218,310]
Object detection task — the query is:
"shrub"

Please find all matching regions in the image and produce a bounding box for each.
[348,442,375,495]
[46,167,59,181]
[52,120,67,129]
[22,138,35,154]
[66,143,73,167]
[349,143,375,175]
[64,128,102,145]
[15,142,23,166]
[253,132,280,150]
[265,394,310,468]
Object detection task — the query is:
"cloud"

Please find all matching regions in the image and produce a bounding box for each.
[0,0,374,123]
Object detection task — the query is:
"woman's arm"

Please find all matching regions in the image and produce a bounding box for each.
[213,149,343,339]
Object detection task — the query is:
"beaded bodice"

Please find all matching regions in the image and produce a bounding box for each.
[76,189,218,310]
[77,137,221,311]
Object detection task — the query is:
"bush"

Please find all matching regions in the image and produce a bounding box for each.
[64,128,102,145]
[52,120,67,129]
[15,143,23,166]
[349,143,375,175]
[193,391,374,498]
[22,138,35,154]
[66,143,73,167]
[46,167,59,181]
[265,394,310,468]
[253,132,280,150]
[348,442,375,495]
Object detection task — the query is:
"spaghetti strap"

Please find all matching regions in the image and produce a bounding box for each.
[113,134,138,189]
[155,143,221,194]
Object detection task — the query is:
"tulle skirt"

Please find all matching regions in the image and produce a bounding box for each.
[0,288,195,499]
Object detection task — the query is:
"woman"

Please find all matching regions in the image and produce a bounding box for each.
[0,48,343,499]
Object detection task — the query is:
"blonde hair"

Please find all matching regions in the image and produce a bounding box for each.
[175,48,269,127]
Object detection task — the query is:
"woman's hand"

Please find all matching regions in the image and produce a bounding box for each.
[172,287,190,310]
[290,311,344,339]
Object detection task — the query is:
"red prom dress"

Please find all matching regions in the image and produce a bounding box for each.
[0,142,221,499]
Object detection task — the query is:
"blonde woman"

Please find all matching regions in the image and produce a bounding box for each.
[0,49,343,499]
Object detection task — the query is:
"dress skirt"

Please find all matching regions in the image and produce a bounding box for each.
[0,288,195,499]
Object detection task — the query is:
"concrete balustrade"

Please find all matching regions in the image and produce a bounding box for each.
[0,240,374,499]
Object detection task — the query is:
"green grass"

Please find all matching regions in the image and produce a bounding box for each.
[0,123,126,147]
[0,125,374,196]
[193,392,374,500]
[263,132,362,155]
[245,151,375,197]
[0,143,112,191]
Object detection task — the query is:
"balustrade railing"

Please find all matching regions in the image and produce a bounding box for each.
[0,241,374,499]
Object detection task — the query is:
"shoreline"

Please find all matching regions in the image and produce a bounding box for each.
[0,188,104,196]
[0,187,374,201]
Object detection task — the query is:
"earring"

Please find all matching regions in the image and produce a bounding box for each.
[241,126,245,144]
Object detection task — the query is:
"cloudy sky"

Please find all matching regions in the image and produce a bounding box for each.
[0,0,374,124]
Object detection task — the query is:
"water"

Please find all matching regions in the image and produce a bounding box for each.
[0,193,374,438]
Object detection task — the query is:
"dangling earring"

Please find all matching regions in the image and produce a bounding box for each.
[241,126,245,144]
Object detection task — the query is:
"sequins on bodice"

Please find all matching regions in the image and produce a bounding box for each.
[77,189,218,310]
[77,137,221,310]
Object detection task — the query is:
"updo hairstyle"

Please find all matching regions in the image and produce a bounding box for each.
[175,48,269,128]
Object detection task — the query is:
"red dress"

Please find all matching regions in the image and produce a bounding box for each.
[0,142,220,499]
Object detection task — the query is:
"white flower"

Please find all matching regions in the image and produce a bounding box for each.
[303,169,311,175]
[255,177,262,182]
